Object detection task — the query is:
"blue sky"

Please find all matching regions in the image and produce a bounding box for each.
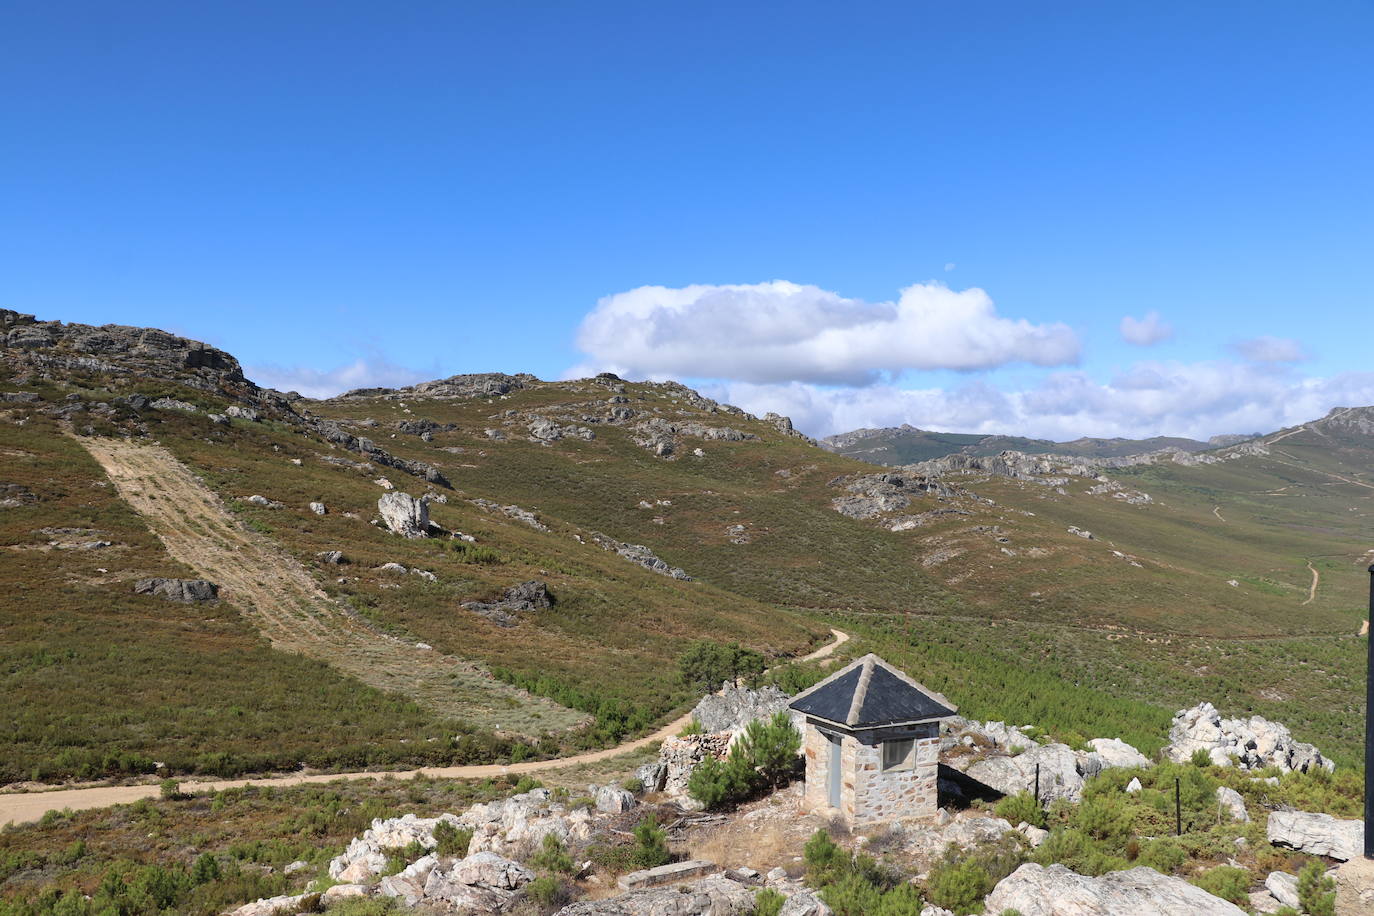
[3,1,1371,438]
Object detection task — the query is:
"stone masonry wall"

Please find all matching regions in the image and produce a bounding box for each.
[851,724,939,826]
[800,723,831,815]
[801,721,941,826]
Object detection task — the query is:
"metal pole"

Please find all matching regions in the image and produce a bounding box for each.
[1365,564,1374,858]
[1175,777,1181,837]
[1035,763,1040,804]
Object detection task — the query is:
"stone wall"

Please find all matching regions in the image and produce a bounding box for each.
[851,723,939,826]
[800,720,940,826]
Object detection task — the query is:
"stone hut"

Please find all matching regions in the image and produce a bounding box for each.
[788,654,956,827]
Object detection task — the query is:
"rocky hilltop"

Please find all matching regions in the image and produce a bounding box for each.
[819,422,1236,467]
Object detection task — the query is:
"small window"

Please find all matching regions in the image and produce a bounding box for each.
[882,738,915,772]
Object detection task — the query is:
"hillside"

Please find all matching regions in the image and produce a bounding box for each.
[820,424,1246,465]
[0,308,1369,788]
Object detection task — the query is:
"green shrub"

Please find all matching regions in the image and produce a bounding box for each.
[630,814,670,868]
[1190,748,1212,768]
[1298,860,1336,916]
[512,776,543,794]
[733,713,802,789]
[686,755,753,810]
[432,820,473,858]
[622,777,644,794]
[1032,828,1128,877]
[191,852,222,884]
[160,778,182,800]
[994,792,1045,829]
[687,712,801,810]
[526,874,571,908]
[1134,837,1186,874]
[678,641,766,693]
[803,829,847,884]
[925,856,993,915]
[1190,865,1249,905]
[753,887,786,916]
[531,834,576,875]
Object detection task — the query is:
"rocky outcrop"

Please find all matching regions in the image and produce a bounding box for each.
[1266,810,1363,861]
[133,578,218,602]
[1085,738,1152,769]
[555,874,756,915]
[1,309,244,389]
[341,372,533,401]
[1216,786,1249,823]
[378,491,431,538]
[961,736,1151,804]
[653,733,733,800]
[830,471,960,520]
[591,533,691,580]
[1264,871,1300,909]
[310,419,451,487]
[463,581,554,628]
[1163,702,1333,772]
[528,417,595,442]
[631,418,755,458]
[472,498,549,531]
[691,683,792,736]
[985,862,1247,915]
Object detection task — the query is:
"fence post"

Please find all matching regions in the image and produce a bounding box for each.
[1175,777,1182,836]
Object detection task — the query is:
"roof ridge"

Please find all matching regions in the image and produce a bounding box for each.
[845,656,875,726]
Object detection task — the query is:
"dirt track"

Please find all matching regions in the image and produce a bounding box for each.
[0,629,849,827]
[77,435,586,731]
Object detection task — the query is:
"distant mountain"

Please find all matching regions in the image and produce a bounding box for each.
[819,424,1256,466]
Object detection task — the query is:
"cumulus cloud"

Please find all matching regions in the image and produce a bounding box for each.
[1231,335,1307,363]
[572,280,1079,385]
[702,364,1374,441]
[246,358,431,399]
[1119,311,1173,346]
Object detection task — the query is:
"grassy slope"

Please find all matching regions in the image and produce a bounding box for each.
[3,366,1370,783]
[0,413,518,784]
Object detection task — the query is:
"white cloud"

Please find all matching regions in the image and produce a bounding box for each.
[943,263,956,272]
[572,280,1079,385]
[1231,335,1307,363]
[246,358,430,399]
[1119,311,1173,346]
[703,364,1374,441]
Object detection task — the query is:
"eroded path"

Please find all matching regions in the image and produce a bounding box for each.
[0,629,851,826]
[1302,561,1320,606]
[77,436,586,732]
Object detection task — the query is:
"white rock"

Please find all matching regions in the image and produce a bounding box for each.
[1267,809,1364,861]
[1163,702,1332,773]
[595,785,637,813]
[1086,738,1151,770]
[985,862,1247,915]
[1216,786,1249,823]
[378,491,430,538]
[449,851,535,890]
[226,894,309,916]
[321,884,372,904]
[309,501,326,515]
[1125,777,1142,793]
[1264,871,1300,909]
[379,854,438,906]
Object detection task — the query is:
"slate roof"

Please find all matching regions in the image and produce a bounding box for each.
[788,654,957,729]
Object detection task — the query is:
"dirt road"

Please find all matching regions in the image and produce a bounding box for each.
[1302,561,1319,606]
[0,629,850,827]
[77,435,585,732]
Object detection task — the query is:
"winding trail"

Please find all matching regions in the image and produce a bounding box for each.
[1302,561,1320,606]
[1212,505,1226,522]
[0,629,850,827]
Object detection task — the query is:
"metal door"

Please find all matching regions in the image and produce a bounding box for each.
[827,732,842,808]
